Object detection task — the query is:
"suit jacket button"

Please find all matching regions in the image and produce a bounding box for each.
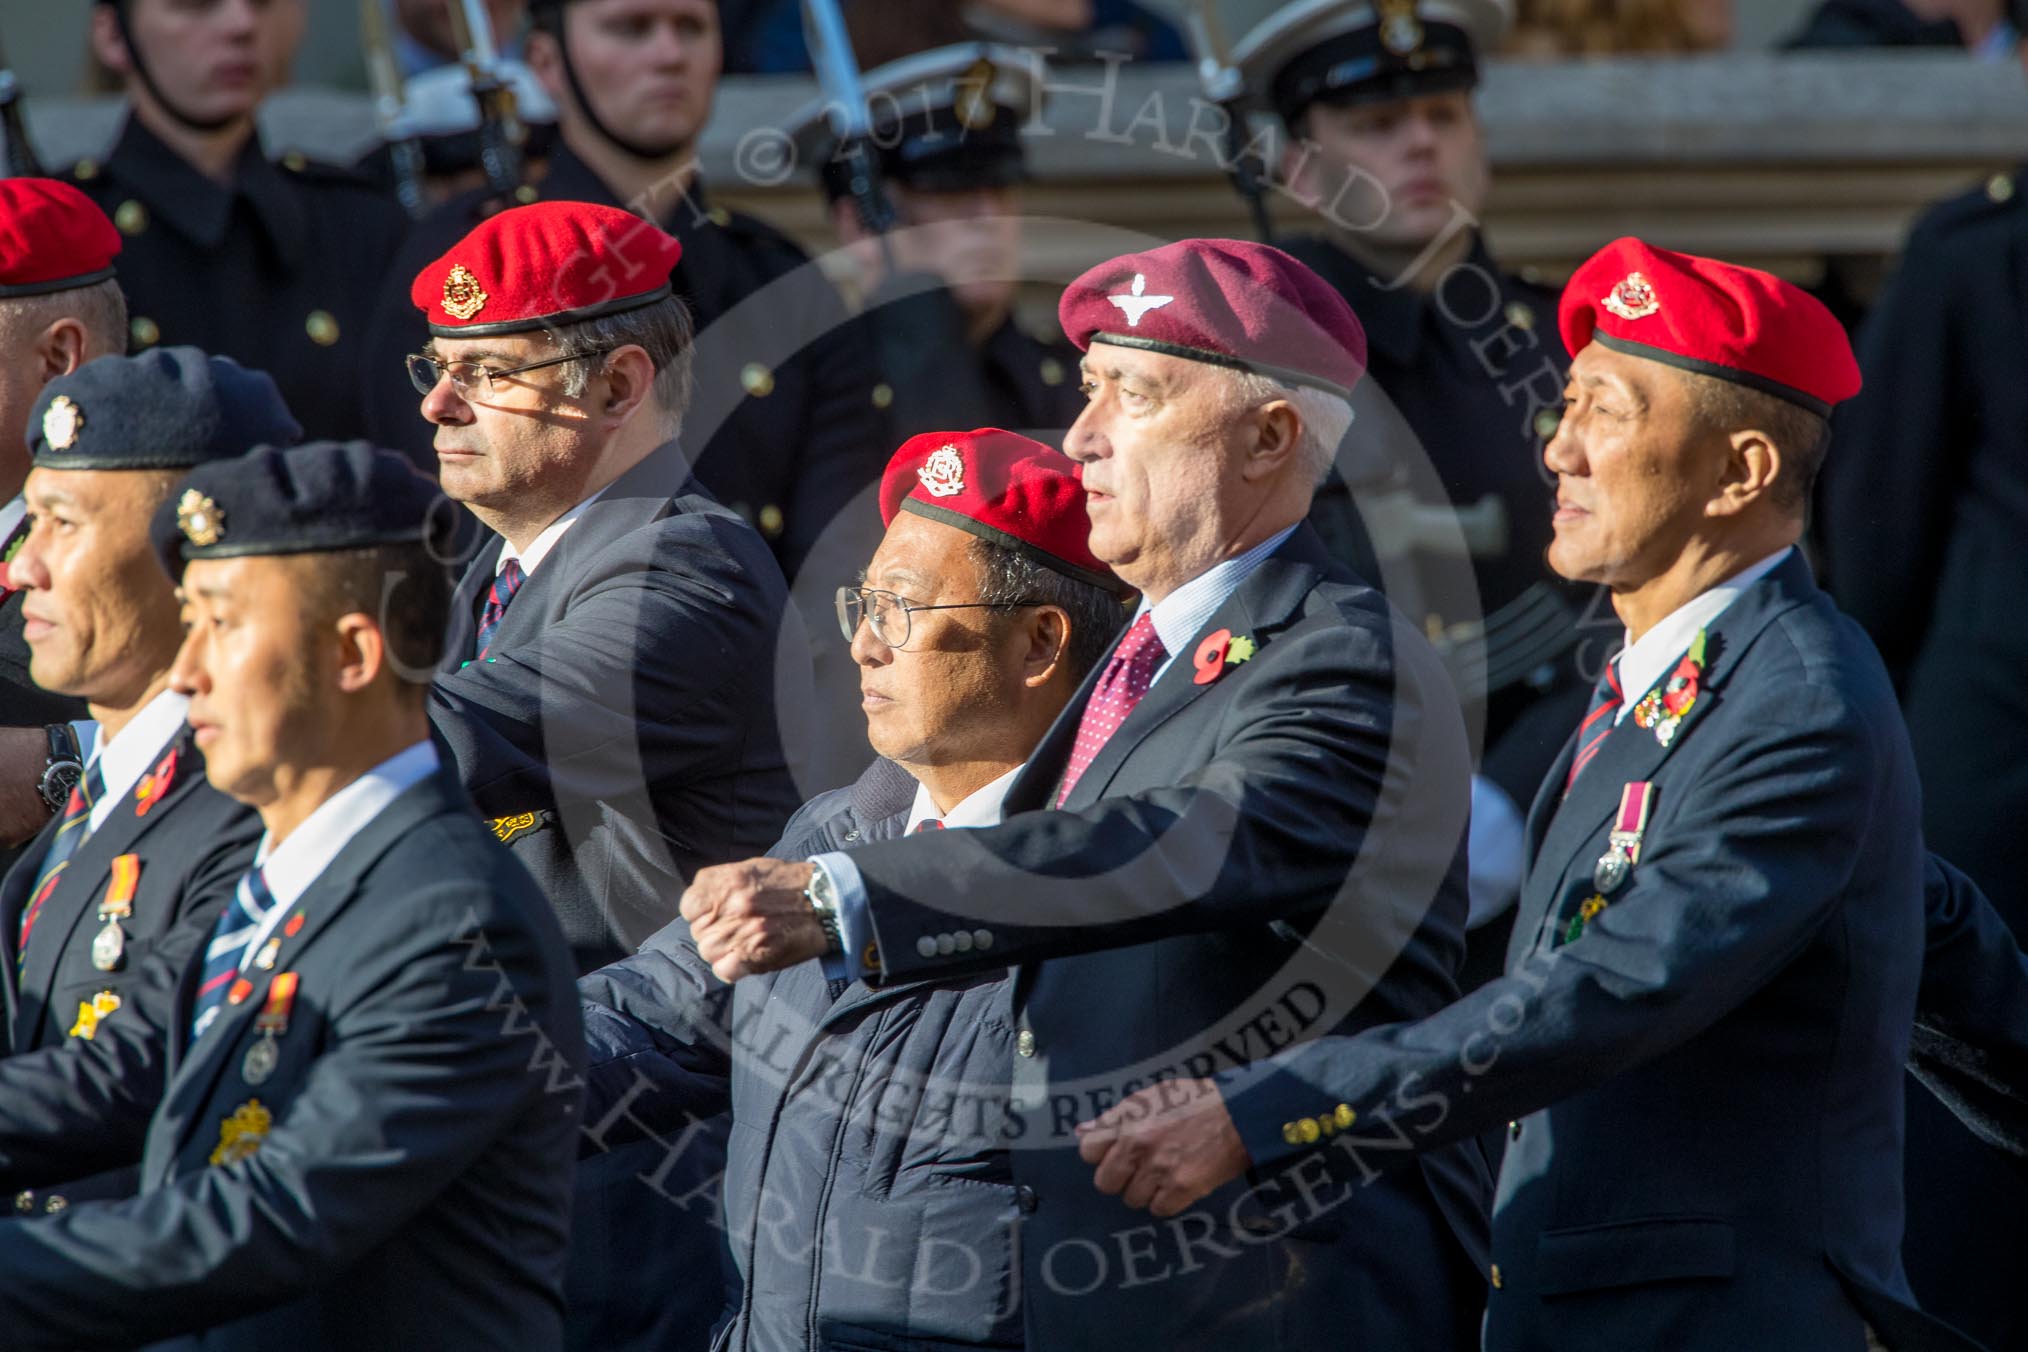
[973,929,993,950]
[13,1191,31,1214]
[953,930,974,953]
[1016,1029,1037,1058]
[935,933,956,956]
[43,1195,67,1213]
[1491,1263,1502,1289]
[1509,1120,1522,1141]
[1015,1185,1039,1214]
[916,935,938,958]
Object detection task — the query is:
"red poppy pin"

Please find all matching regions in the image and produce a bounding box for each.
[1192,629,1259,685]
[1631,628,1707,747]
[134,748,179,817]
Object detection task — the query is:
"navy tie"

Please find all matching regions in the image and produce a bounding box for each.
[1564,661,1625,792]
[474,557,525,661]
[189,867,279,1043]
[15,759,106,969]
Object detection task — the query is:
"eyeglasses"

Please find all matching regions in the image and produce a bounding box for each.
[405,348,614,397]
[835,586,1041,649]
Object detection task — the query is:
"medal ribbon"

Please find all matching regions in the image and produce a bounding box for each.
[1611,780,1655,861]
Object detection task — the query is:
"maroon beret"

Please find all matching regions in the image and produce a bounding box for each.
[410,200,683,338]
[1057,238,1367,399]
[0,179,121,299]
[881,428,1123,593]
[1560,237,1860,417]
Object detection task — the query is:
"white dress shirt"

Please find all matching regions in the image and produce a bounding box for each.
[904,765,1024,834]
[232,741,441,974]
[85,689,190,833]
[498,488,606,578]
[1608,548,1791,722]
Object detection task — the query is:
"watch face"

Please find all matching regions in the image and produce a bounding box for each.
[41,760,83,812]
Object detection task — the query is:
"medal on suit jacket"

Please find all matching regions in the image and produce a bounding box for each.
[241,971,298,1087]
[210,1099,273,1167]
[1590,780,1656,898]
[1631,629,1707,747]
[68,990,121,1040]
[92,854,141,972]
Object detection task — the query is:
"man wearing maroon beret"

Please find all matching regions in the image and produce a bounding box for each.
[0,180,128,861]
[578,428,1130,1351]
[1078,239,2012,1350]
[678,238,1492,1350]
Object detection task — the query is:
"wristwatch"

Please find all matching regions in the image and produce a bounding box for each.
[804,860,843,957]
[38,724,83,814]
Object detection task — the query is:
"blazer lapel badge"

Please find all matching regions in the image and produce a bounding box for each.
[1191,628,1258,686]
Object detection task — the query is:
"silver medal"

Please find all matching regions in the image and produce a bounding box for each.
[91,919,127,972]
[1592,848,1631,895]
[242,1035,279,1086]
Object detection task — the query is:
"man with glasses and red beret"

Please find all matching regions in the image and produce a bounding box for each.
[406,195,801,1350]
[578,428,1128,1351]
[1077,238,2017,1351]
[675,238,1492,1351]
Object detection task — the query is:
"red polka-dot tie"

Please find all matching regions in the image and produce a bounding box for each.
[1057,612,1167,806]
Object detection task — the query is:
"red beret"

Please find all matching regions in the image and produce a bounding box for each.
[880,428,1123,593]
[1560,237,1860,417]
[0,179,120,299]
[1057,238,1366,399]
[410,200,682,338]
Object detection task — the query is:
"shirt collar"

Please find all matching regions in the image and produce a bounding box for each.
[252,741,440,910]
[86,689,190,831]
[1610,546,1792,721]
[905,764,1024,833]
[1136,525,1298,664]
[498,486,607,577]
[0,494,24,546]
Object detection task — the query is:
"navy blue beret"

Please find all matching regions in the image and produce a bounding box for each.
[29,347,302,471]
[152,440,456,574]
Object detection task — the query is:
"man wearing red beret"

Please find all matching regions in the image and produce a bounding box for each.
[577,428,1129,1351]
[1079,238,2008,1350]
[407,196,805,1350]
[0,181,127,861]
[678,238,1493,1351]
[364,0,888,582]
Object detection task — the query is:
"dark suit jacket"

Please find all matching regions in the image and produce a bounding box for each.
[0,767,584,1351]
[1219,552,1980,1351]
[836,526,1491,1351]
[430,441,804,973]
[1912,853,2028,1164]
[1,724,258,1060]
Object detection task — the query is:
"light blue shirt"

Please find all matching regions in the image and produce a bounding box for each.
[815,524,1300,982]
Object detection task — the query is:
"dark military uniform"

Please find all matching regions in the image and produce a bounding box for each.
[1284,234,1593,814]
[862,280,1084,438]
[1817,165,2028,1352]
[363,140,889,579]
[65,116,407,443]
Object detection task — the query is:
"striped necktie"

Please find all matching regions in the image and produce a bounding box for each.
[1564,661,1625,792]
[910,818,945,834]
[15,759,106,970]
[189,866,279,1043]
[1057,612,1167,807]
[474,557,525,661]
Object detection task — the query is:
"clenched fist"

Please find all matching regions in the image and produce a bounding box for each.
[680,857,826,982]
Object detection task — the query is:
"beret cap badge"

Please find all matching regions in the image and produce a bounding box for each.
[42,396,84,452]
[177,489,225,548]
[1602,271,1661,322]
[441,263,489,321]
[917,444,967,497]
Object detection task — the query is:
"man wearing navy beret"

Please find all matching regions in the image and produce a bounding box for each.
[677,237,1492,1351]
[0,350,285,1225]
[0,179,130,858]
[0,441,583,1351]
